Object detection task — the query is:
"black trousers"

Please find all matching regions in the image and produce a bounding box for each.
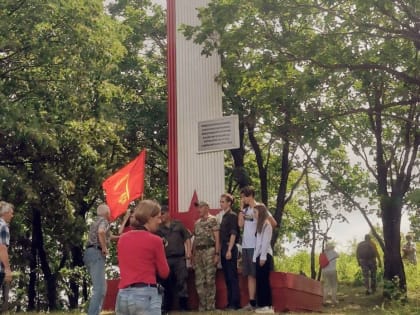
[161,257,189,311]
[221,244,240,309]
[256,254,273,307]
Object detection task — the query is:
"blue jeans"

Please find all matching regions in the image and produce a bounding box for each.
[84,248,107,315]
[116,287,162,315]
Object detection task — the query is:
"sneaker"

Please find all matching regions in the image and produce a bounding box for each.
[255,306,274,314]
[241,303,255,311]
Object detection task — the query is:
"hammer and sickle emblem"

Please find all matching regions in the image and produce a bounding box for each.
[113,174,130,204]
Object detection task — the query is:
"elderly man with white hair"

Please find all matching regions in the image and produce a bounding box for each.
[0,201,14,286]
[320,242,339,305]
[83,203,114,315]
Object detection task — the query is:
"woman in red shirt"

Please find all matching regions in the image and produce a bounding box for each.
[116,200,169,315]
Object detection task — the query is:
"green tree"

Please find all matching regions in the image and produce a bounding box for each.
[107,0,169,202]
[0,0,128,310]
[299,0,419,294]
[1,0,170,310]
[182,0,419,295]
[182,1,327,250]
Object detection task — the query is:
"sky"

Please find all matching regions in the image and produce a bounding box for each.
[284,209,411,254]
[330,210,411,252]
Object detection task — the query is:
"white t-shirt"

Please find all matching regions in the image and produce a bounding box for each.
[216,209,225,225]
[241,206,257,249]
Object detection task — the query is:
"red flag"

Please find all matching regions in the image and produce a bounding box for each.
[102,150,146,221]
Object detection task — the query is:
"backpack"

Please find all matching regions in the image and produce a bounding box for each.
[319,252,329,268]
[357,241,376,260]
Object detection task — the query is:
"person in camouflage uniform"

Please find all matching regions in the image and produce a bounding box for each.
[356,234,381,295]
[192,201,220,311]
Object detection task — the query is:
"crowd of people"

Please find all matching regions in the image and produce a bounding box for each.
[0,191,417,314]
[82,185,278,314]
[63,194,420,314]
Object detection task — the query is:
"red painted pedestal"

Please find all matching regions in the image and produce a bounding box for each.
[103,271,322,313]
[270,272,323,312]
[187,269,249,310]
[102,279,119,311]
[215,269,249,309]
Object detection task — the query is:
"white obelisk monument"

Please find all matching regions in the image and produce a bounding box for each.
[168,0,238,226]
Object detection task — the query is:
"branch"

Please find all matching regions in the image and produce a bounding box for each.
[309,59,420,86]
[301,146,385,250]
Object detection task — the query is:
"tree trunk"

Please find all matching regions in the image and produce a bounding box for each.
[247,124,268,205]
[82,277,89,304]
[27,236,37,311]
[272,137,291,248]
[68,246,84,309]
[306,172,317,280]
[372,102,411,294]
[381,196,406,291]
[32,208,58,310]
[229,115,249,191]
[229,150,248,191]
[274,137,290,228]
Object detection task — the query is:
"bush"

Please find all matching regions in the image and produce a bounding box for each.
[274,251,417,294]
[274,251,363,283]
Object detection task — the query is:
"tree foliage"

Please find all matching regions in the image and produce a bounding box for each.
[183,0,419,294]
[0,0,167,310]
[0,0,418,309]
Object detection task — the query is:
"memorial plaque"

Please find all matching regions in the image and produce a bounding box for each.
[198,115,240,153]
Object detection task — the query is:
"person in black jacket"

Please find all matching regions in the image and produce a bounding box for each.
[219,193,241,310]
[157,205,192,312]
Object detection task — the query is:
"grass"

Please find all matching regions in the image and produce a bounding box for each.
[14,253,420,315]
[272,251,420,314]
[319,282,419,315]
[107,280,418,315]
[17,282,419,315]
[167,286,418,315]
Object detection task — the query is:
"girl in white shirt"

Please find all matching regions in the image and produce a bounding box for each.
[252,204,274,314]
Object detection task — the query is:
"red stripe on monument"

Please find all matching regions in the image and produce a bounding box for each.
[167,0,178,215]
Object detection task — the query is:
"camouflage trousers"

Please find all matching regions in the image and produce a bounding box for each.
[360,259,377,292]
[194,247,216,311]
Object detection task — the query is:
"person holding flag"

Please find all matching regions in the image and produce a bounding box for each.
[84,149,147,315]
[83,204,116,315]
